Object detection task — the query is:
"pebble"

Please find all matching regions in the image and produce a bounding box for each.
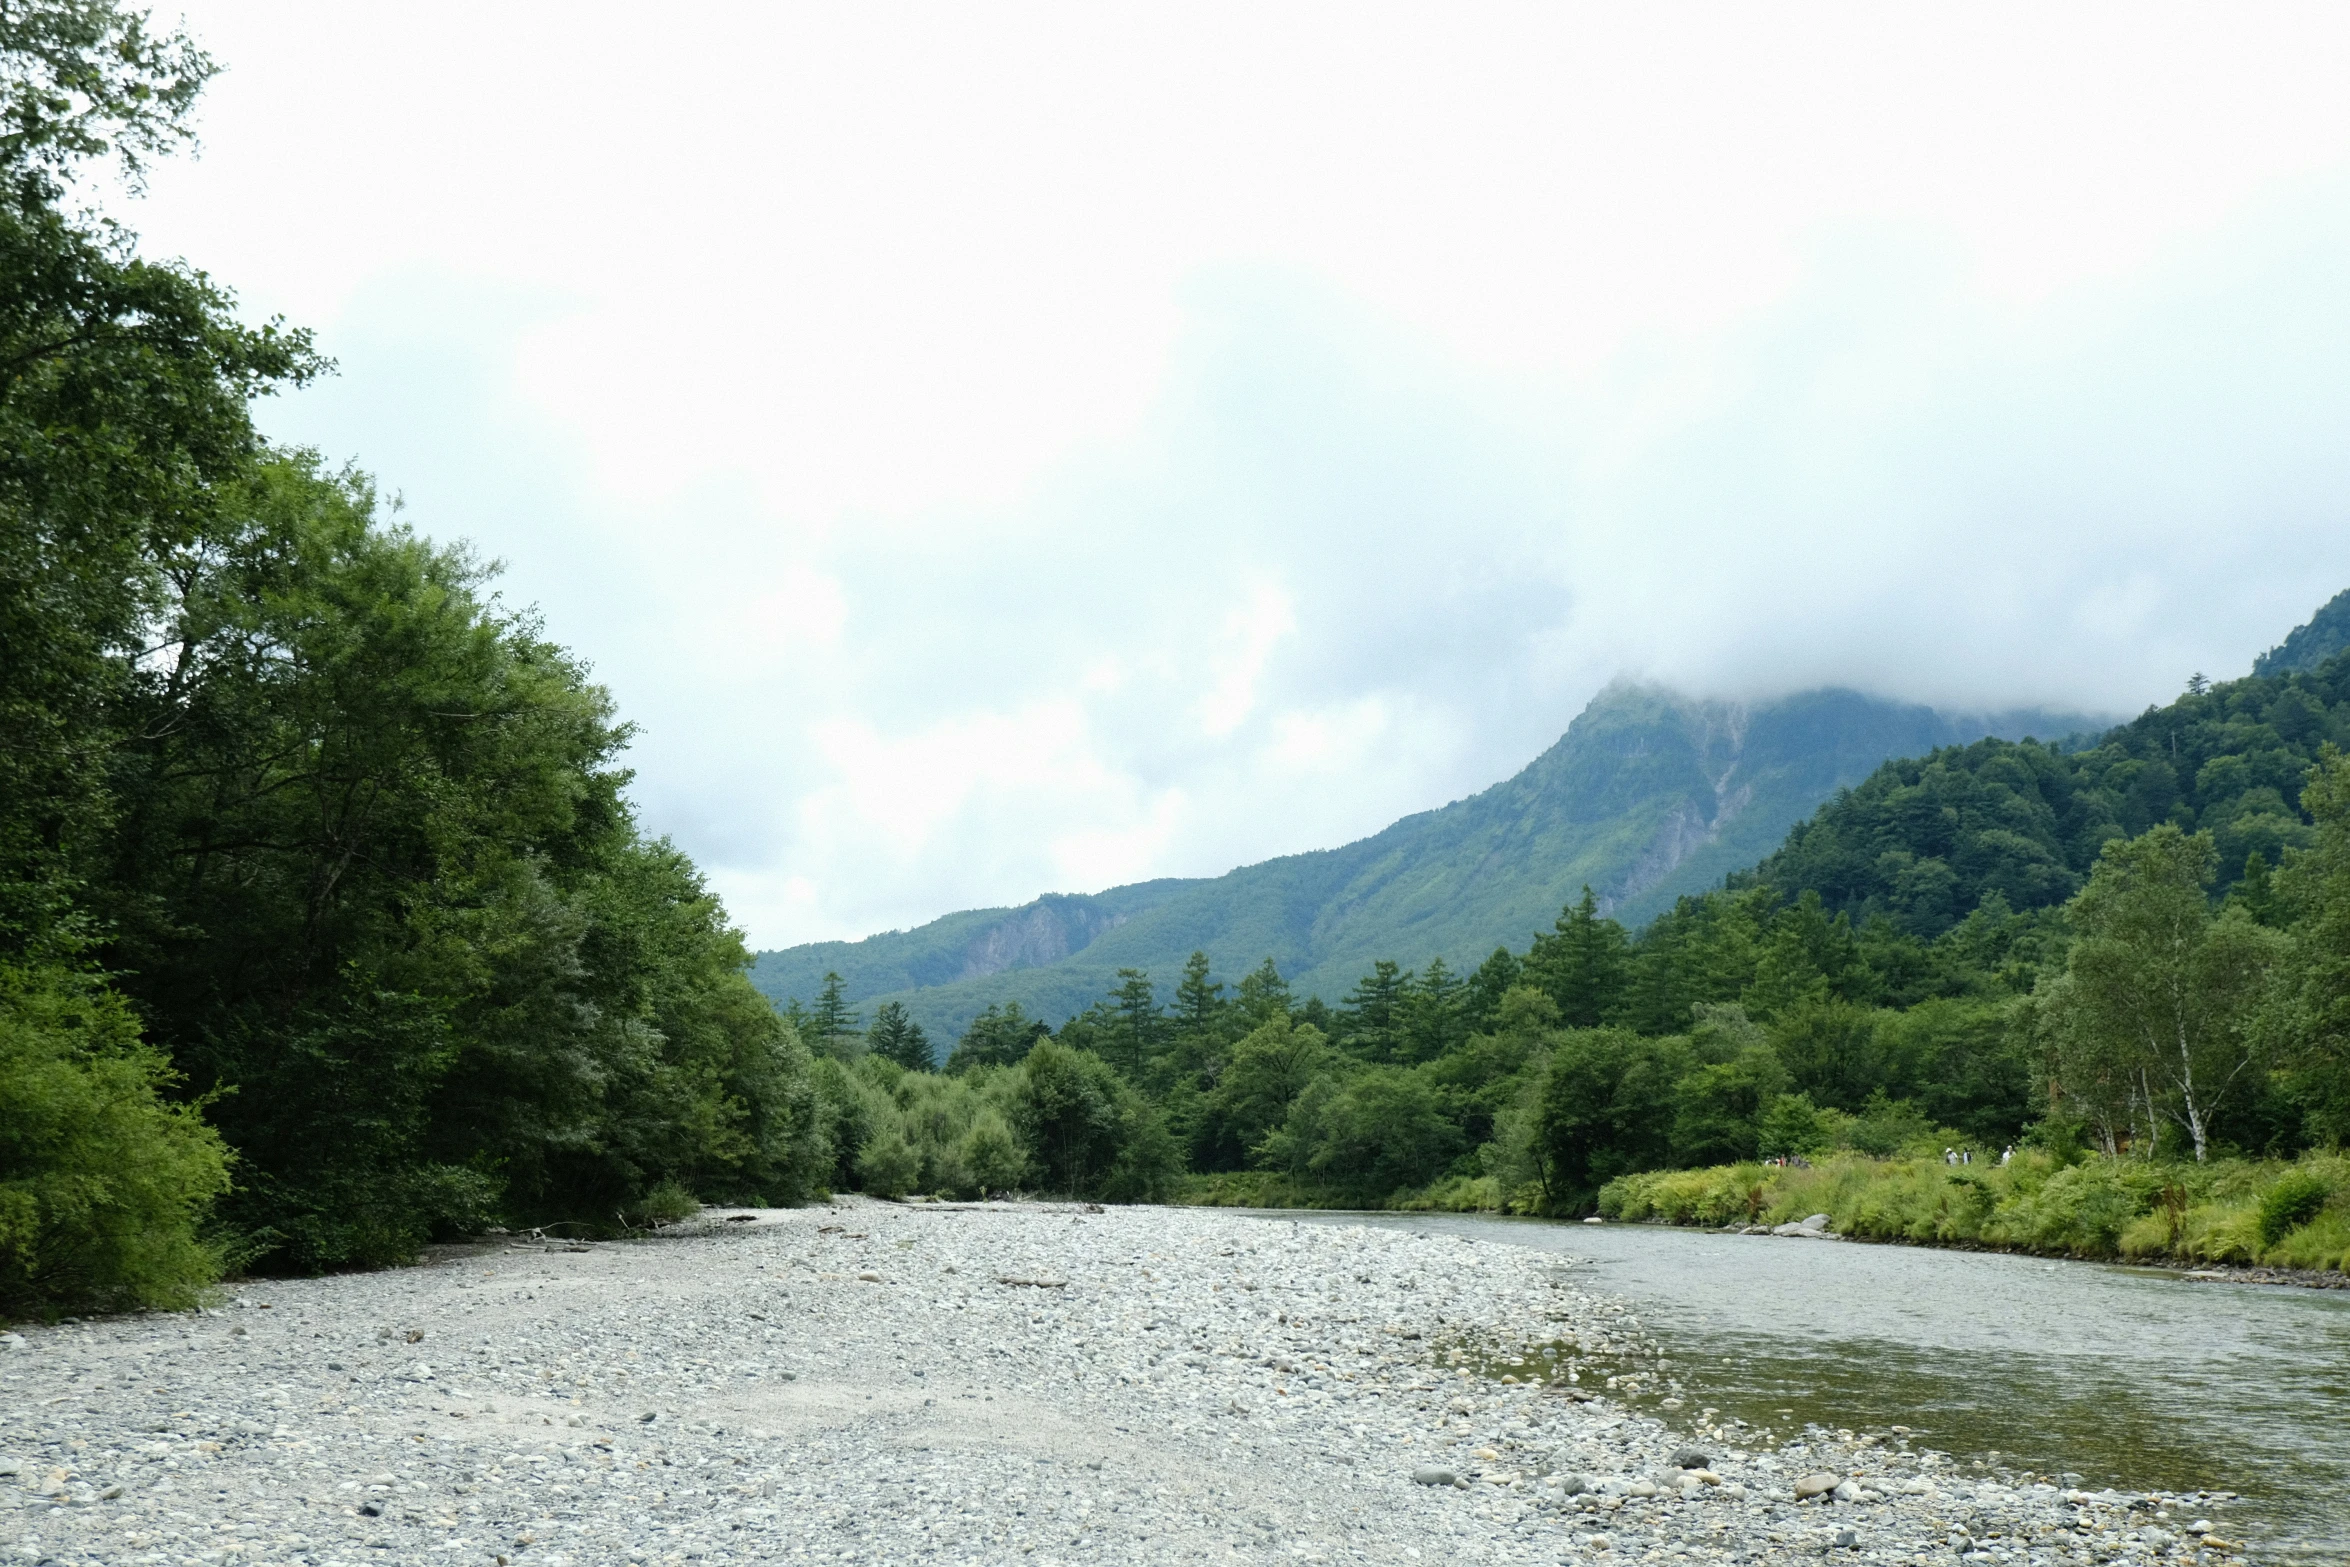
[0,1199,2217,1564]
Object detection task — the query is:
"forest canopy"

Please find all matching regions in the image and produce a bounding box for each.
[1,2,828,1317]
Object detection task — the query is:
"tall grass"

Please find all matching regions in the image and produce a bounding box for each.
[1599,1151,2350,1270]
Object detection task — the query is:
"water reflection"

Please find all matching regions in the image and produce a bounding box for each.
[1268,1211,2350,1559]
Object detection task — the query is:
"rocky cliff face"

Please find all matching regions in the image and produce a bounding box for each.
[1597,691,1758,913]
[955,897,1131,980]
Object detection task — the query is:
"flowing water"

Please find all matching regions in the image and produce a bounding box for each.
[1276,1213,2350,1560]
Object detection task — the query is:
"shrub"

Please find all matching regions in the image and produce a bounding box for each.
[2263,1207,2350,1272]
[957,1109,1028,1195]
[854,1125,921,1200]
[0,965,232,1320]
[623,1180,700,1227]
[2257,1168,2334,1248]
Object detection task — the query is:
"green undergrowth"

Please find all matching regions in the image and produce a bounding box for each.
[1598,1151,2350,1270]
[1171,1169,1531,1213]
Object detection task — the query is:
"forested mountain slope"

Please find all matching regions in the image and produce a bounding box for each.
[753,683,2099,1042]
[2256,587,2350,677]
[1743,652,2350,932]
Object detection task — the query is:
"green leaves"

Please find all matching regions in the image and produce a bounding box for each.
[0,960,230,1318]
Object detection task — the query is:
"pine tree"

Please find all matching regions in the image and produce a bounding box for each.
[809,971,861,1052]
[1236,958,1292,1025]
[1174,950,1226,1039]
[1401,957,1465,1062]
[1340,960,1410,1061]
[1526,888,1629,1026]
[867,1000,932,1071]
[1111,968,1162,1079]
[1464,946,1522,1034]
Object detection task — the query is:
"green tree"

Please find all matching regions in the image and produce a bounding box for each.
[1463,946,1523,1033]
[945,1002,1048,1073]
[1533,1028,1684,1209]
[2044,825,2286,1161]
[808,972,861,1057]
[2269,747,2350,1144]
[1235,957,1293,1026]
[1262,1065,1459,1195]
[1399,957,1465,1063]
[1110,967,1162,1079]
[1173,950,1226,1038]
[867,1001,932,1072]
[1007,1038,1175,1199]
[1201,1016,1332,1170]
[1525,888,1628,1026]
[1339,960,1410,1061]
[1,961,231,1318]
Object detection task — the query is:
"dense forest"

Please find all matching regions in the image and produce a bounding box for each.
[1,4,828,1318]
[788,650,2350,1260]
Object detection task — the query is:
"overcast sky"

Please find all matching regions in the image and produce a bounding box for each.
[128,3,2350,949]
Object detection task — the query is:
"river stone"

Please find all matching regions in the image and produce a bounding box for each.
[1795,1471,1842,1500]
[1558,1473,1593,1495]
[1410,1467,1457,1488]
[1832,1480,1863,1503]
[1670,1447,1711,1469]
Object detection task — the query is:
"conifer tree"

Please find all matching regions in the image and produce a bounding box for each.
[1236,958,1292,1026]
[1340,960,1410,1061]
[1173,950,1227,1041]
[1111,968,1162,1079]
[867,1001,932,1071]
[1526,888,1629,1026]
[809,972,861,1053]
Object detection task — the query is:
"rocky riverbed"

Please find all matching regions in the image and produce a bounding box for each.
[2,1200,2248,1565]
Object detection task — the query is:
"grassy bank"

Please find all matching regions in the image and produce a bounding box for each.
[1171,1170,1518,1213]
[1598,1150,2350,1270]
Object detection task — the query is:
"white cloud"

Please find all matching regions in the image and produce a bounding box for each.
[117,2,2350,946]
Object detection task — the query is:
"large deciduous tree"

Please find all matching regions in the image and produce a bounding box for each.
[2044,826,2284,1161]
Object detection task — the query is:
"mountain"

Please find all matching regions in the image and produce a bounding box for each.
[1750,646,2350,933]
[2255,587,2350,677]
[751,682,2105,1046]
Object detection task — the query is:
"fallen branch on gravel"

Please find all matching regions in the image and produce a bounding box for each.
[996,1276,1068,1288]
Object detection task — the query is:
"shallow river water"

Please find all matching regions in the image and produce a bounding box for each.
[1283,1213,2350,1561]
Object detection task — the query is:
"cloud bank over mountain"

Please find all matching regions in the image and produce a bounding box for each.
[135,4,2350,946]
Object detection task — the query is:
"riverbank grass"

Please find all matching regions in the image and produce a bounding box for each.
[1599,1151,2350,1270]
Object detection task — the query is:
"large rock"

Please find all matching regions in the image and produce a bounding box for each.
[1795,1472,1842,1500]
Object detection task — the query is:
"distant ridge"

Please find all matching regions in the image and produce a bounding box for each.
[750,682,2106,1044]
[2255,586,2350,677]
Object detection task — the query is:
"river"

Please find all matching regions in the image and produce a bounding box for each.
[1276,1212,2350,1562]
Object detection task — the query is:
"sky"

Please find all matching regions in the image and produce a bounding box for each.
[122,3,2350,950]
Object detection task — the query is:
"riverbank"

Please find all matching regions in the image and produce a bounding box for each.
[1598,1151,2350,1275]
[0,1200,2203,1566]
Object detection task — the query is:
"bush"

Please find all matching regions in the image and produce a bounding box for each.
[958,1109,1028,1195]
[623,1180,700,1228]
[853,1125,922,1200]
[2258,1168,2333,1248]
[0,965,232,1320]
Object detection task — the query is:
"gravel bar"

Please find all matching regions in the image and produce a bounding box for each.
[1,1199,2235,1565]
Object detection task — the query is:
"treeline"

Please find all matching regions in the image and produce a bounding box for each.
[2,6,827,1318]
[799,661,2350,1221]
